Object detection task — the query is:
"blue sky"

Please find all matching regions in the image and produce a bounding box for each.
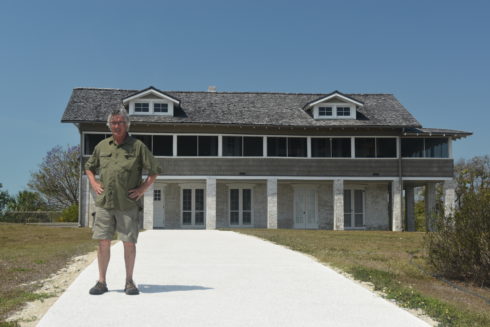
[0,0,488,195]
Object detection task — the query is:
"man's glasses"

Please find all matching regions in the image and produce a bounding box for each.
[109,121,126,126]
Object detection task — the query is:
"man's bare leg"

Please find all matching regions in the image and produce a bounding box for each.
[123,241,136,282]
[97,239,111,283]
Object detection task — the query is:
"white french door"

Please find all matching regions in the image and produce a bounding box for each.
[294,188,318,229]
[344,189,364,228]
[229,188,253,227]
[182,188,205,227]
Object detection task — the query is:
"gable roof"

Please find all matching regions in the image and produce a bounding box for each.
[61,87,422,128]
[122,86,180,104]
[304,90,364,108]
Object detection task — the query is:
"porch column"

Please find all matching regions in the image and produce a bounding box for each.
[267,178,278,229]
[405,185,416,231]
[206,178,217,229]
[444,180,456,217]
[333,179,344,230]
[391,179,403,231]
[425,182,437,231]
[143,183,154,230]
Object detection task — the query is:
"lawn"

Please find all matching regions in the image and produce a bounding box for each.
[0,223,97,325]
[232,229,490,327]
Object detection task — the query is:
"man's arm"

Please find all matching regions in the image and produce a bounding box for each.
[128,174,158,200]
[85,169,104,195]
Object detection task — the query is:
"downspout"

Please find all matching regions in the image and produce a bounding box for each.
[398,130,404,231]
[77,123,83,227]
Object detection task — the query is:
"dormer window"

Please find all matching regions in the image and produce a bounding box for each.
[318,106,333,117]
[305,91,362,120]
[135,102,150,113]
[313,103,356,119]
[337,107,351,116]
[123,86,180,117]
[154,103,168,113]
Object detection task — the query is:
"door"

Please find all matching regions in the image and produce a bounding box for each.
[344,189,364,228]
[229,188,253,227]
[153,188,165,228]
[294,188,317,229]
[182,188,205,227]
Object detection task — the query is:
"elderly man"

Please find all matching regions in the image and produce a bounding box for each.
[85,108,161,295]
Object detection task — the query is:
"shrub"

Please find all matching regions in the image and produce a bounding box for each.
[58,204,79,222]
[426,190,490,286]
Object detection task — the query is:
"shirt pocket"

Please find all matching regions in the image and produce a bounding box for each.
[100,152,112,168]
[122,152,138,171]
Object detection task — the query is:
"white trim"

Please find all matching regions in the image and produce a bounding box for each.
[129,99,174,116]
[313,103,356,120]
[308,92,364,107]
[123,88,180,104]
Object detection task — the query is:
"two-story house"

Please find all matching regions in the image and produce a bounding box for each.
[61,86,471,231]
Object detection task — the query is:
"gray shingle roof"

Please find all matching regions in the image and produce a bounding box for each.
[403,128,472,139]
[61,87,422,128]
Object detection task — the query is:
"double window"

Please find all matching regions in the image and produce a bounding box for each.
[229,188,252,226]
[401,138,449,158]
[267,137,307,157]
[182,188,205,226]
[311,138,351,158]
[177,136,218,156]
[355,138,397,158]
[315,104,355,119]
[131,100,172,115]
[223,136,263,156]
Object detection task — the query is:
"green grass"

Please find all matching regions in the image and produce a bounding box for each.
[0,223,97,324]
[232,229,490,327]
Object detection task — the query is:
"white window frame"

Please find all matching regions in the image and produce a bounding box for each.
[129,98,174,116]
[179,183,206,228]
[227,183,255,227]
[313,102,356,119]
[343,187,365,230]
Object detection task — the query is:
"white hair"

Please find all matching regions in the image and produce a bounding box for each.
[106,108,130,130]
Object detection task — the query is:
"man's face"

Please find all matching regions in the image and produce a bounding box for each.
[108,115,128,139]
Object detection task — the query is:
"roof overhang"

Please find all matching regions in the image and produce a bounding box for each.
[304,91,364,109]
[402,128,472,140]
[122,86,180,105]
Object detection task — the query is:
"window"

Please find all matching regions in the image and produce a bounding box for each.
[223,136,263,157]
[177,136,218,156]
[314,104,355,119]
[132,134,152,150]
[134,103,149,113]
[355,138,376,158]
[153,103,168,113]
[83,134,109,155]
[402,138,448,158]
[355,138,397,158]
[311,138,331,157]
[153,135,173,156]
[337,107,351,116]
[182,188,205,226]
[424,138,448,158]
[153,189,161,201]
[318,106,332,117]
[332,138,351,157]
[267,137,307,157]
[344,189,364,228]
[229,188,252,226]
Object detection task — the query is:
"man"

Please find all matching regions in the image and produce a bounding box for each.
[85,108,161,295]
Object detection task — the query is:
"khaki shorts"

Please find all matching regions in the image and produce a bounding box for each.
[92,206,139,243]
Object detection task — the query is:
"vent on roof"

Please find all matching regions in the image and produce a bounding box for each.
[208,85,217,92]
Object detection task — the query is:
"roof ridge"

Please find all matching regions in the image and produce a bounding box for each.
[73,87,393,96]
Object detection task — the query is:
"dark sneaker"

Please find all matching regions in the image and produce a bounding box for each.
[89,281,108,295]
[124,280,139,295]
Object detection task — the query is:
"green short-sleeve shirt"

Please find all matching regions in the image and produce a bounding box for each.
[85,135,162,210]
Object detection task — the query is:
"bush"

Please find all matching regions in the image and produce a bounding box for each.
[426,190,490,286]
[58,204,79,222]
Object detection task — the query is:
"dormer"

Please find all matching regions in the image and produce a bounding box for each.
[123,86,180,116]
[305,91,363,120]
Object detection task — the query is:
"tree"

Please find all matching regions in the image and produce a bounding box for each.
[28,145,80,209]
[0,183,12,214]
[7,190,48,211]
[454,155,490,207]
